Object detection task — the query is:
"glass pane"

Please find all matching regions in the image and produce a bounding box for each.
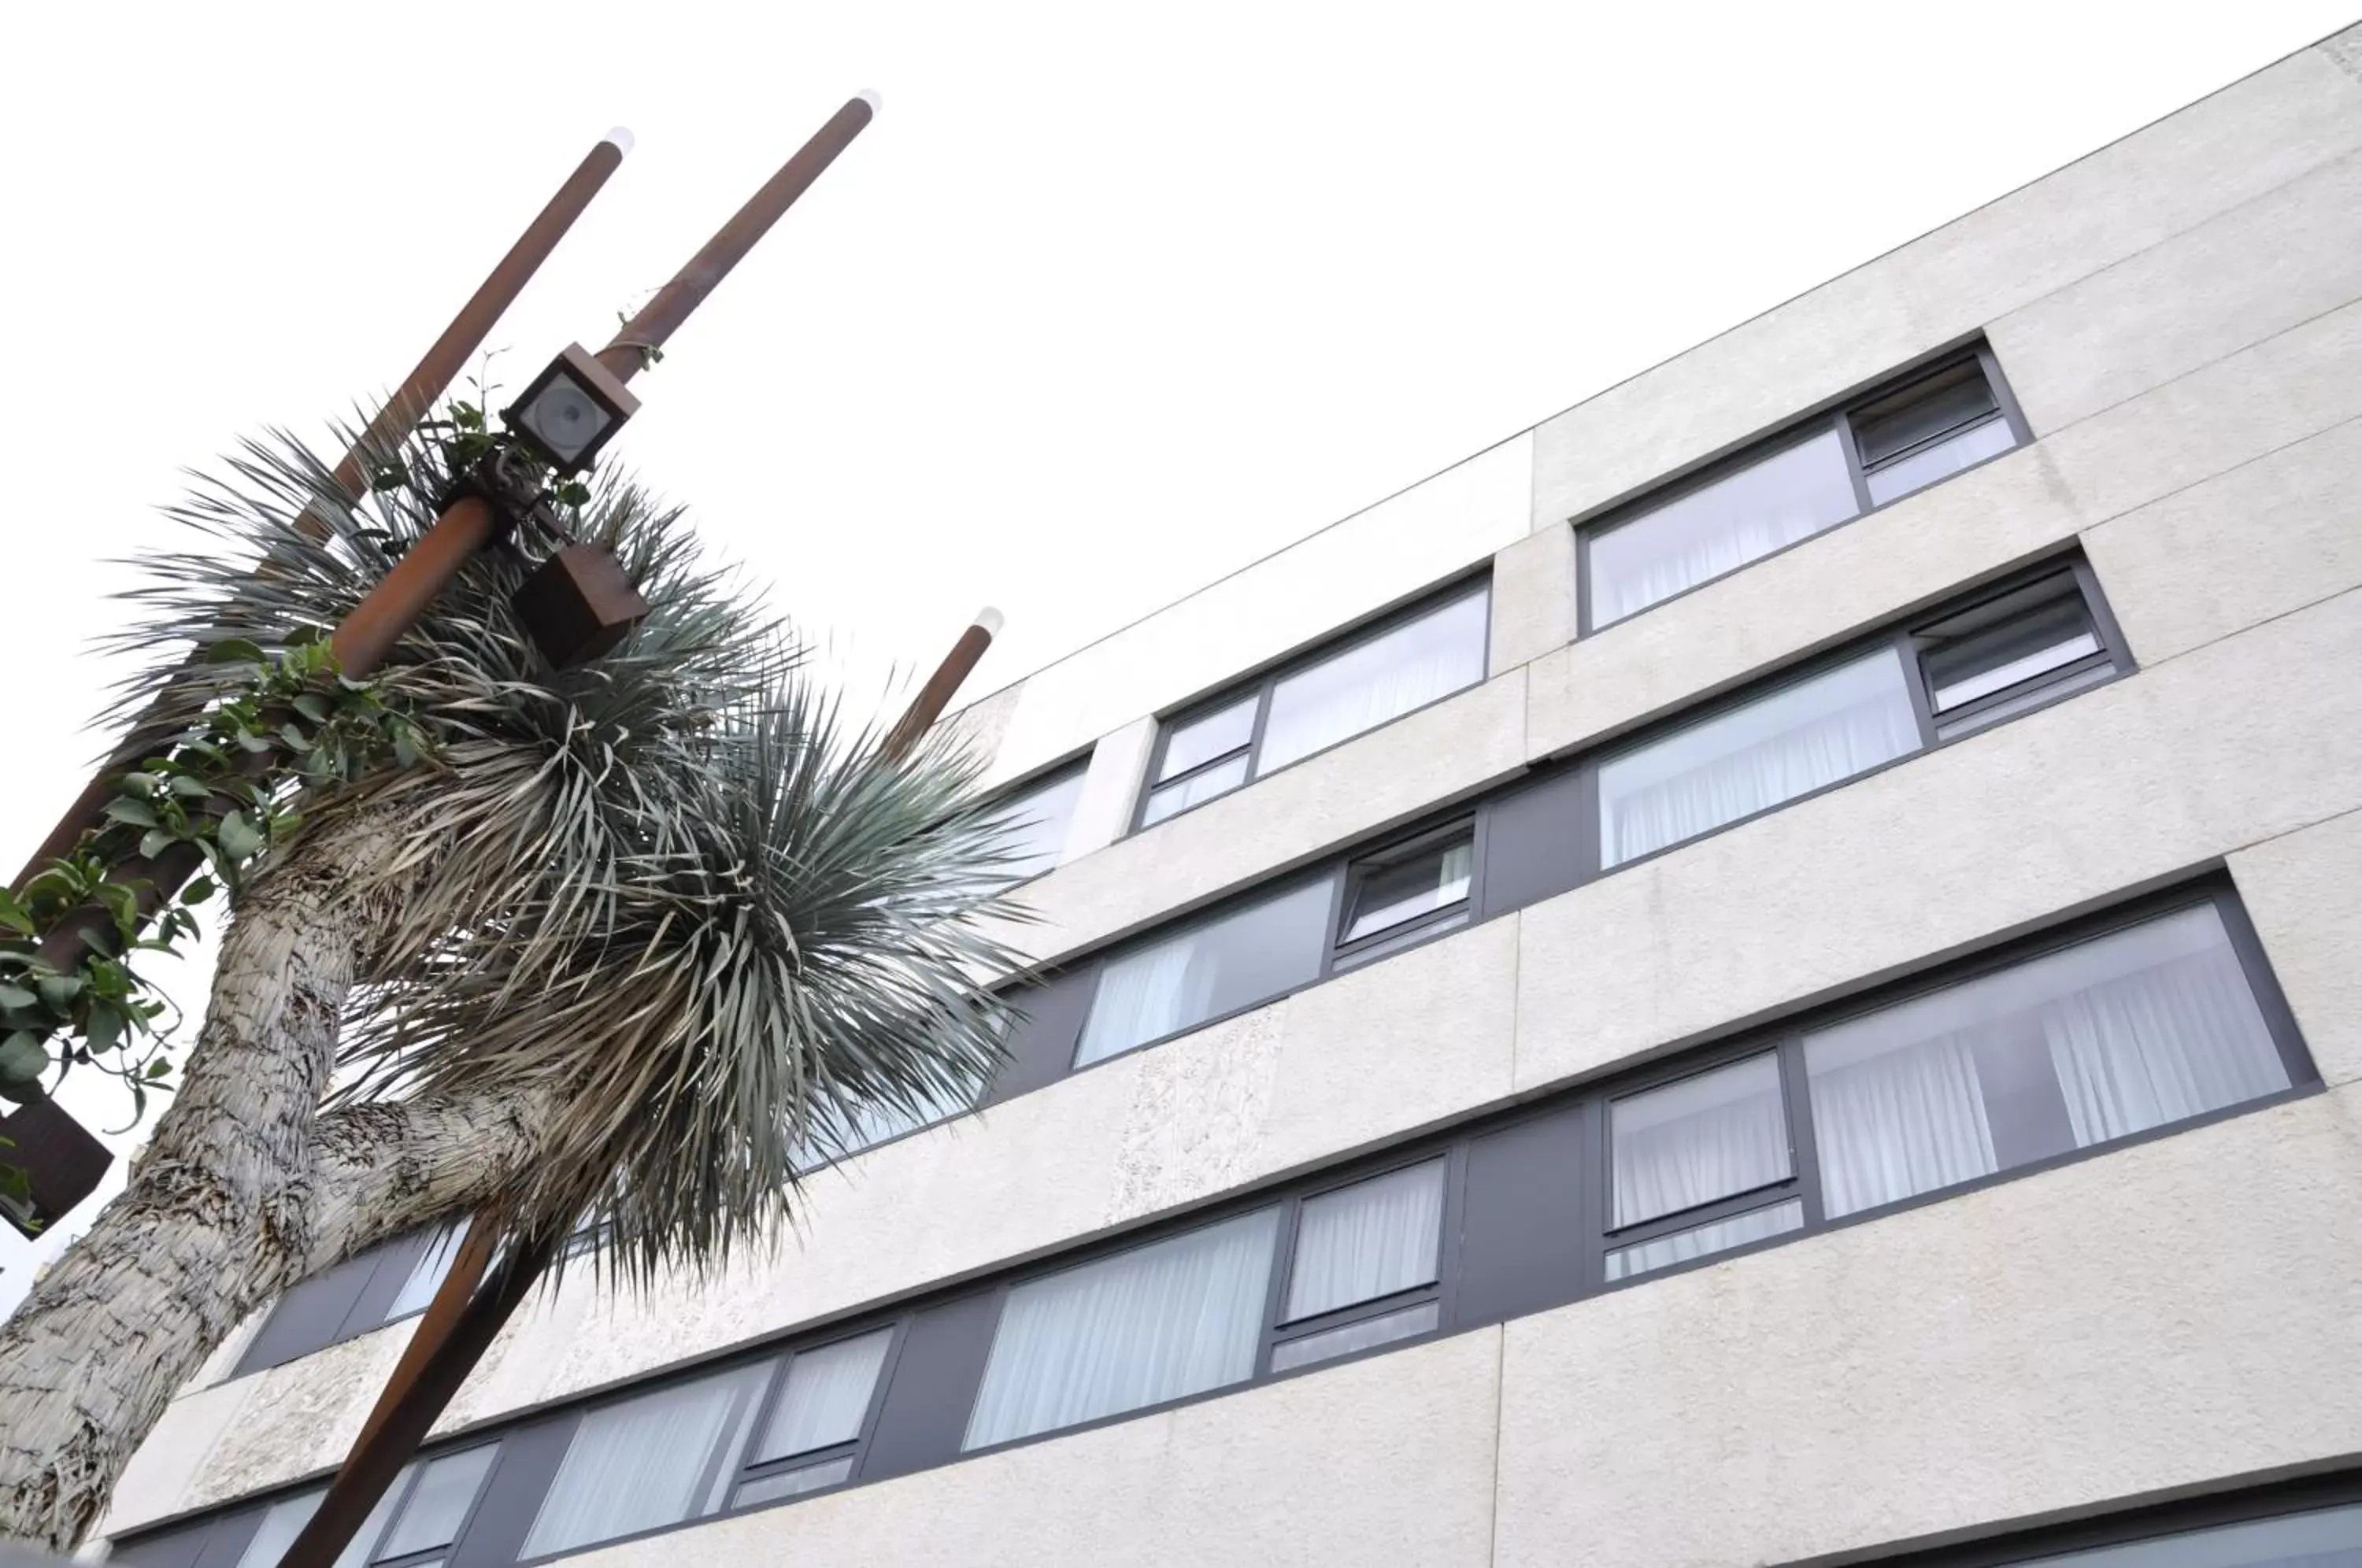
[790,1071,979,1170]
[1597,649,1920,867]
[1611,1053,1790,1228]
[1158,697,1258,782]
[335,1471,405,1568]
[1075,880,1333,1066]
[733,1455,855,1508]
[1141,754,1250,825]
[1343,838,1473,944]
[1259,590,1489,773]
[238,1490,324,1568]
[964,1208,1279,1450]
[1864,416,2016,505]
[1605,1198,1804,1281]
[1921,575,2101,713]
[1587,429,1858,626]
[385,1221,469,1321]
[1283,1160,1446,1321]
[377,1445,498,1558]
[752,1329,894,1463]
[1851,360,2000,468]
[1269,1300,1440,1374]
[1805,904,2290,1220]
[2003,1499,2362,1568]
[986,768,1086,884]
[521,1363,772,1557]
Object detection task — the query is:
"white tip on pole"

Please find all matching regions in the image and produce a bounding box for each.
[973,606,1005,637]
[855,89,884,113]
[603,127,636,157]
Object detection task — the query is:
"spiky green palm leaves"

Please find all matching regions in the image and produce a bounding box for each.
[106,423,1030,1285]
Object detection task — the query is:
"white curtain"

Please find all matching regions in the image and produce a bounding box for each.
[1599,651,1920,866]
[1606,1198,1803,1281]
[1284,1160,1446,1320]
[1807,1031,1999,1219]
[2042,945,2290,1145]
[1076,938,1212,1066]
[754,1328,894,1462]
[1258,590,1488,772]
[1611,1055,1790,1226]
[523,1364,769,1557]
[964,1208,1279,1450]
[1589,429,1859,624]
[1142,755,1249,825]
[239,1475,409,1568]
[378,1445,498,1558]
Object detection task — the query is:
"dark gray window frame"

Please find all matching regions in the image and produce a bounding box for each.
[1053,549,2129,1081]
[117,876,2319,1568]
[1841,1469,2362,1568]
[1130,573,1495,833]
[1574,338,2034,636]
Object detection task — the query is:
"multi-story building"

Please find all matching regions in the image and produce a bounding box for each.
[96,24,2362,1568]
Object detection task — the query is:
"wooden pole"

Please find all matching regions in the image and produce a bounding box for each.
[273,96,890,1568]
[10,131,631,897]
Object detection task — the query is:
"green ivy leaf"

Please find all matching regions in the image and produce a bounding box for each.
[102,798,158,829]
[83,1004,124,1057]
[0,1033,47,1085]
[278,723,309,751]
[139,827,174,860]
[35,974,81,1011]
[215,812,264,863]
[180,877,216,907]
[205,638,268,666]
[291,693,331,725]
[0,890,35,937]
[167,775,214,801]
[393,727,420,768]
[0,985,37,1012]
[117,771,159,799]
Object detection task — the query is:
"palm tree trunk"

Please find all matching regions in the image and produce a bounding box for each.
[0,812,410,1550]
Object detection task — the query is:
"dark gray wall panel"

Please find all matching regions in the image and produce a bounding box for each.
[233,1249,384,1378]
[981,971,1097,1105]
[1453,1103,1587,1329]
[447,1418,574,1568]
[1475,767,1586,921]
[859,1292,1001,1481]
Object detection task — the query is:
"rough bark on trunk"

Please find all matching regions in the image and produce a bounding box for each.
[0,810,465,1551]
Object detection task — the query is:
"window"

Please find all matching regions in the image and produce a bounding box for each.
[1582,348,2023,627]
[235,1445,498,1568]
[1912,568,2113,738]
[1139,582,1490,825]
[522,1364,772,1556]
[383,1221,468,1321]
[964,1207,1280,1450]
[980,764,1086,884]
[1334,823,1474,968]
[1997,1498,2362,1568]
[1272,1160,1446,1372]
[1865,1482,2362,1568]
[1804,902,2292,1219]
[734,1329,895,1506]
[1597,649,1922,867]
[788,1074,981,1169]
[1606,1054,1802,1281]
[1074,879,1333,1066]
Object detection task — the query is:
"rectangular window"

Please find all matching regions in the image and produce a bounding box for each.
[383,1221,468,1322]
[1074,879,1332,1066]
[1983,1498,2362,1568]
[1583,349,2023,627]
[1605,1197,1803,1281]
[1912,567,2114,739]
[1610,1053,1792,1229]
[1271,1160,1447,1372]
[1334,823,1474,967]
[964,1208,1280,1450]
[982,765,1087,884]
[522,1363,771,1557]
[733,1328,894,1507]
[1597,649,1921,867]
[1805,901,2294,1219]
[236,1445,496,1568]
[1140,582,1489,825]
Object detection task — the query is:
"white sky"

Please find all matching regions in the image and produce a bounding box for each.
[2,0,2353,1310]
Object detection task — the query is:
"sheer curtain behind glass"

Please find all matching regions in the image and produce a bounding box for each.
[1807,904,2289,1218]
[377,1445,498,1559]
[1587,430,1859,625]
[2006,1499,2362,1568]
[1284,1160,1446,1320]
[753,1329,894,1462]
[1075,882,1331,1066]
[1597,650,1920,866]
[1611,1054,1790,1227]
[238,1473,411,1568]
[523,1363,769,1557]
[1257,590,1487,772]
[964,1209,1278,1450]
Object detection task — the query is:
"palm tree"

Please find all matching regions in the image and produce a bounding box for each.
[0,424,1028,1551]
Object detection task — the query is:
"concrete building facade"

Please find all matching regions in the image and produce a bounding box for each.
[95,24,2362,1568]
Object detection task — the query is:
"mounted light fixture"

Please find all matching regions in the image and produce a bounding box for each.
[502,342,640,475]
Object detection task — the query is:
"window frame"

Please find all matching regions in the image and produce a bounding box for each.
[1848,1469,2362,1568]
[1574,340,2033,635]
[1131,574,1494,833]
[973,756,1091,888]
[353,1439,502,1568]
[124,878,2319,1568]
